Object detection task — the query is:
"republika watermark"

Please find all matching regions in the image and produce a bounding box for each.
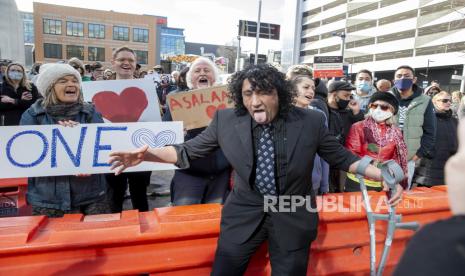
[263,195,423,213]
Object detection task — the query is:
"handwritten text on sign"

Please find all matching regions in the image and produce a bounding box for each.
[0,122,183,179]
[167,85,233,130]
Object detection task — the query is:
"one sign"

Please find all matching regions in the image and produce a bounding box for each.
[238,20,280,40]
[167,85,232,130]
[82,79,161,123]
[0,122,183,178]
[313,56,344,78]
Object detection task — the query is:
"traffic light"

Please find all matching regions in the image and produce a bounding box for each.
[249,54,267,64]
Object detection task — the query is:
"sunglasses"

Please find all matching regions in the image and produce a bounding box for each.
[439,99,451,103]
[369,103,390,111]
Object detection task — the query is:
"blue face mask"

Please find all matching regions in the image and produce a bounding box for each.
[394,78,413,91]
[356,81,372,93]
[8,71,23,80]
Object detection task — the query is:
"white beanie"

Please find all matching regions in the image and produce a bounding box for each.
[36,63,82,97]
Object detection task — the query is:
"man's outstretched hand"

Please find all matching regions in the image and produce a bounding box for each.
[109,145,149,175]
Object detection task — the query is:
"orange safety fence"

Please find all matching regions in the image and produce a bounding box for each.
[0,186,451,275]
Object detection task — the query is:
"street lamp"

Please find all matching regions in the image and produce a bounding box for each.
[236,35,241,72]
[254,0,262,65]
[332,31,346,60]
[426,59,434,81]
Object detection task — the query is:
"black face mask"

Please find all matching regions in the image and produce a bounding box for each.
[336,97,351,110]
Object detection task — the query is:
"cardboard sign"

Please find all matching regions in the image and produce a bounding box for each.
[313,56,344,78]
[167,85,232,130]
[0,122,183,178]
[82,79,161,123]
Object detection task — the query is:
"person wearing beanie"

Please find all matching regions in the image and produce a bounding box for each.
[345,91,408,192]
[19,63,110,217]
[327,80,364,192]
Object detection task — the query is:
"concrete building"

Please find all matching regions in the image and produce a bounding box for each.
[33,2,167,69]
[283,0,465,90]
[0,0,25,64]
[20,11,34,67]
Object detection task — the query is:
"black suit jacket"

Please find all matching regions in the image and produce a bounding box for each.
[175,107,359,250]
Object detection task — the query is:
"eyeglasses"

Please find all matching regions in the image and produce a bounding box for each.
[439,99,451,103]
[369,103,390,111]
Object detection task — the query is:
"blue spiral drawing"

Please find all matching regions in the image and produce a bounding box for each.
[131,128,176,148]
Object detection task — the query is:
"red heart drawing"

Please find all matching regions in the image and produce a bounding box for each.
[92,87,148,122]
[206,104,227,119]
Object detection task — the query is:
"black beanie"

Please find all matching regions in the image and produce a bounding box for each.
[368,92,399,115]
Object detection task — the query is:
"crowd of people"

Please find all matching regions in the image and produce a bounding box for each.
[1,47,463,215]
[0,45,464,274]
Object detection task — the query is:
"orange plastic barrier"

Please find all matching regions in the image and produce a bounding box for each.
[0,186,451,275]
[0,178,30,217]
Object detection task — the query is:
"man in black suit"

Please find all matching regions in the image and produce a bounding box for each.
[109,64,404,275]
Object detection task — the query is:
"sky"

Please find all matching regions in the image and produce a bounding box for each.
[15,0,284,54]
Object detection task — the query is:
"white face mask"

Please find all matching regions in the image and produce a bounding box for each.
[369,107,393,122]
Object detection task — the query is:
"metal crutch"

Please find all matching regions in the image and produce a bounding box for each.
[355,156,420,276]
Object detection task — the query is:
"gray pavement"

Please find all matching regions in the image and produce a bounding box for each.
[123,170,174,210]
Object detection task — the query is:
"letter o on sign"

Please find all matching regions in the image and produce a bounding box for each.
[7,130,49,168]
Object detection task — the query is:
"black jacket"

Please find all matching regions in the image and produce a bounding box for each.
[0,78,41,126]
[414,110,458,186]
[174,107,359,250]
[394,216,465,276]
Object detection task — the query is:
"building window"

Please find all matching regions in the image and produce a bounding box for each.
[322,0,346,11]
[417,22,449,36]
[113,26,129,41]
[300,49,319,56]
[88,24,105,39]
[415,45,447,56]
[88,47,105,61]
[134,50,148,64]
[345,37,375,49]
[66,45,84,60]
[66,22,84,37]
[378,9,417,26]
[43,19,62,35]
[347,20,377,33]
[348,2,379,17]
[322,12,346,25]
[133,28,149,43]
[377,30,415,44]
[319,44,341,54]
[44,43,62,59]
[380,0,405,8]
[376,49,413,61]
[353,54,374,63]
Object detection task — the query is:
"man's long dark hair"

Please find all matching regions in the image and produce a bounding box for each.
[228,64,295,118]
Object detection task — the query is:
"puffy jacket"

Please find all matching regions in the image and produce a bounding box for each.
[0,78,41,126]
[20,100,107,210]
[346,120,407,188]
[414,110,458,186]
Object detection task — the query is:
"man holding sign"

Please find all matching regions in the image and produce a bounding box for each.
[20,63,109,217]
[105,46,152,213]
[109,64,404,275]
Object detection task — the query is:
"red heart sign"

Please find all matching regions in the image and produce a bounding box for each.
[92,87,148,122]
[206,104,227,119]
